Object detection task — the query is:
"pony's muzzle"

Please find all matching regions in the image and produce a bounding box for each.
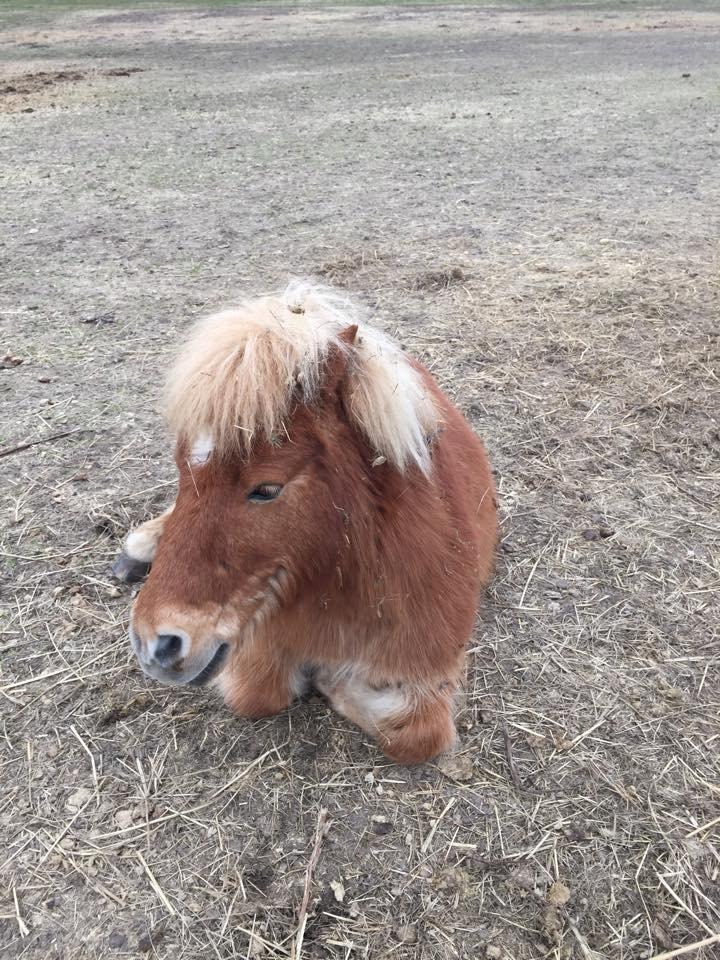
[140,628,190,670]
[130,621,229,687]
[150,633,184,668]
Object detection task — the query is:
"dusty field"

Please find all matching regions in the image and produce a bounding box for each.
[2,2,720,958]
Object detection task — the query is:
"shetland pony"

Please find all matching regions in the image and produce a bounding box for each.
[115,282,497,764]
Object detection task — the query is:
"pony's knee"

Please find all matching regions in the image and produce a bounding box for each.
[318,668,457,765]
[220,662,299,719]
[380,698,457,765]
[111,526,158,583]
[124,512,169,563]
[224,685,290,719]
[112,509,172,582]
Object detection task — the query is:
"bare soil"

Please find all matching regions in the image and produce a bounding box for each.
[1,3,719,959]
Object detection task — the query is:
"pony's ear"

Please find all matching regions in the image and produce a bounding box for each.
[337,324,358,347]
[321,325,358,401]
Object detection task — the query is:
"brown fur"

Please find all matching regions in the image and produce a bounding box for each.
[129,287,497,764]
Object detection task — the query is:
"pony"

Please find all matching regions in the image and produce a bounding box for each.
[114,282,497,764]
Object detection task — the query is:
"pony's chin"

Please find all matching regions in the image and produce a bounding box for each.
[140,643,229,688]
[187,643,230,687]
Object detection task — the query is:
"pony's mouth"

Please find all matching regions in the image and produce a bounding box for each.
[188,643,229,687]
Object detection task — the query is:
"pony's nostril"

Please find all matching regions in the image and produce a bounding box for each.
[153,633,183,666]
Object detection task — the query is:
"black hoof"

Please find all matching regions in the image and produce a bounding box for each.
[111,551,151,583]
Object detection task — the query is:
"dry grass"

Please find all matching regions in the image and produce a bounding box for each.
[1,3,719,959]
[2,241,717,960]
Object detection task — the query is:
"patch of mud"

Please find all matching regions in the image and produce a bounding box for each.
[0,66,144,113]
[196,7,296,20]
[0,69,85,95]
[91,10,170,26]
[410,266,467,291]
[314,251,387,285]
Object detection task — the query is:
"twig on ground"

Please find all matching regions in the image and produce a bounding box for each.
[137,851,177,916]
[293,807,330,960]
[502,723,522,790]
[648,933,720,960]
[0,428,93,458]
[421,797,456,853]
[12,887,29,938]
[70,725,100,807]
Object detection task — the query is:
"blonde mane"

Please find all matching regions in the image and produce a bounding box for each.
[164,281,439,473]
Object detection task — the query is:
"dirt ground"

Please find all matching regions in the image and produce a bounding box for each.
[1,2,719,958]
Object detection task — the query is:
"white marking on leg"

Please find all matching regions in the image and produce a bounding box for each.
[351,679,406,722]
[125,526,160,563]
[124,506,173,562]
[317,664,408,730]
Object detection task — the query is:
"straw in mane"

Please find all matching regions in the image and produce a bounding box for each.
[165,281,439,474]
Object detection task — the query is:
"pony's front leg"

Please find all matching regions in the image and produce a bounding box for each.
[219,646,308,719]
[316,668,457,765]
[111,505,174,582]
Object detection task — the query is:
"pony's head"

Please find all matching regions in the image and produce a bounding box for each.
[130,282,439,687]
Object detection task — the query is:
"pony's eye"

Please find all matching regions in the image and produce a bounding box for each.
[247,483,283,503]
